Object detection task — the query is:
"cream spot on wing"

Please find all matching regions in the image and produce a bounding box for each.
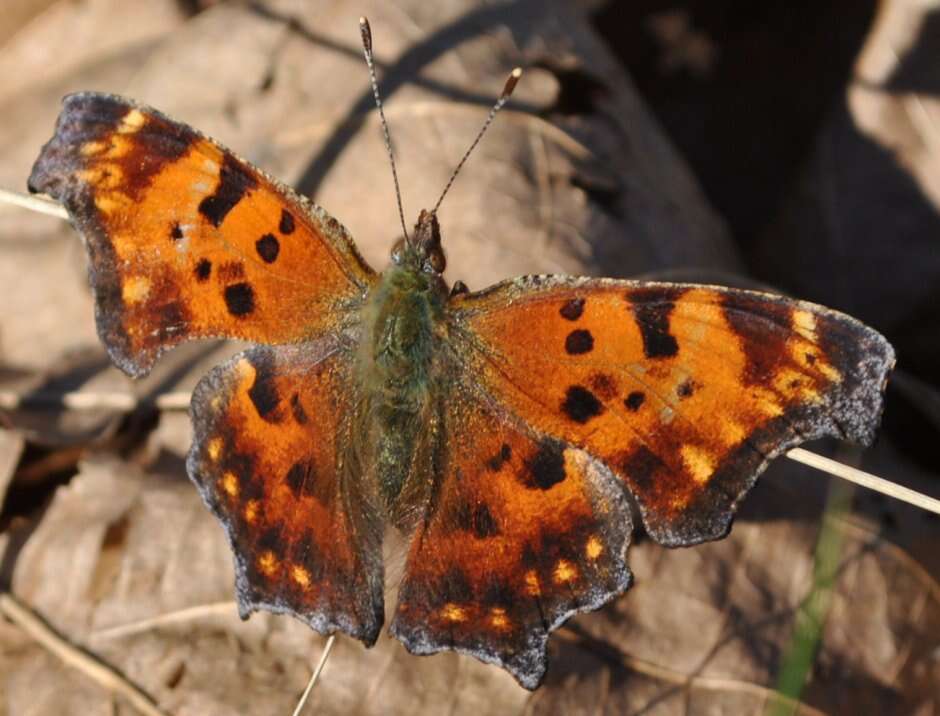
[221,471,239,497]
[203,158,220,174]
[524,570,541,596]
[721,419,747,447]
[586,535,604,560]
[207,438,222,461]
[681,445,715,485]
[792,309,817,342]
[489,607,510,630]
[774,368,821,401]
[122,276,151,304]
[659,405,676,425]
[553,559,578,584]
[119,108,147,133]
[244,500,260,524]
[751,387,784,417]
[94,193,132,214]
[236,358,255,381]
[80,140,107,156]
[441,603,467,622]
[819,363,841,382]
[191,180,212,193]
[258,550,277,576]
[291,565,311,588]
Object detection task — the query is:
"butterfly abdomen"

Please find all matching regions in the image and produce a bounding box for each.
[359,264,447,516]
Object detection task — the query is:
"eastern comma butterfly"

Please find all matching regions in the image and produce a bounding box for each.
[27,26,894,688]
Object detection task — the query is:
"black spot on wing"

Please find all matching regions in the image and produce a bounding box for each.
[560,298,584,321]
[562,385,604,423]
[677,378,696,398]
[452,500,500,538]
[565,329,594,355]
[441,568,474,603]
[198,153,257,227]
[279,208,295,234]
[522,440,566,490]
[624,391,645,411]
[486,443,512,471]
[224,282,255,317]
[170,223,183,241]
[285,459,326,501]
[620,445,666,493]
[194,258,211,282]
[290,392,308,424]
[255,233,280,263]
[247,350,280,421]
[629,288,682,359]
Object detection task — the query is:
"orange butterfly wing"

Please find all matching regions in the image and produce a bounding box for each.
[391,387,632,688]
[449,278,895,546]
[187,342,384,643]
[28,93,375,377]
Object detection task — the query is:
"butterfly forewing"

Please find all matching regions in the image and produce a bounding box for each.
[449,277,895,546]
[28,93,376,377]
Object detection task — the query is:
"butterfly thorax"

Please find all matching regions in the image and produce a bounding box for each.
[357,211,449,524]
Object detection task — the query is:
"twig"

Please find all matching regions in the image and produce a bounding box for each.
[0,389,190,412]
[0,592,168,716]
[89,601,238,642]
[786,447,940,516]
[291,635,336,716]
[0,188,68,220]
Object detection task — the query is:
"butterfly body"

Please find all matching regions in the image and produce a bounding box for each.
[358,210,449,515]
[28,92,895,690]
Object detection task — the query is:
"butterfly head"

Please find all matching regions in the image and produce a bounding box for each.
[391,209,446,275]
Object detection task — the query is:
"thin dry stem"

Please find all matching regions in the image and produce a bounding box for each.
[787,447,940,516]
[291,636,336,716]
[0,592,168,716]
[0,188,68,219]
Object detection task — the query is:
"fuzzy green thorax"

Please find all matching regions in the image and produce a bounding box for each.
[357,210,450,516]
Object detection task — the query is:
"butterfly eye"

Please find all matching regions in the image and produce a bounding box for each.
[425,245,446,274]
[390,237,407,264]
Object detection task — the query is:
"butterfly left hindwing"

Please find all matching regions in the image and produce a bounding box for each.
[187,341,385,644]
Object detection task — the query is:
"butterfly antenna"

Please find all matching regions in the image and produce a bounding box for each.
[431,67,523,215]
[359,17,410,244]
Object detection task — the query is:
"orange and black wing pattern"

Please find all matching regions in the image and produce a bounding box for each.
[187,341,384,644]
[28,93,376,377]
[391,383,632,689]
[450,277,894,547]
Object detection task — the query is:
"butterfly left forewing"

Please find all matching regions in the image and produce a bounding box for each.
[29,93,376,377]
[391,381,632,689]
[449,278,894,547]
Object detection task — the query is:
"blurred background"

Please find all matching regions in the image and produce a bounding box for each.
[0,1,937,714]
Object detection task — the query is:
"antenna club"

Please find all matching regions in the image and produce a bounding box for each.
[502,67,523,99]
[359,17,373,53]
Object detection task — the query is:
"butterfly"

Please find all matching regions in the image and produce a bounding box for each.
[27,57,894,689]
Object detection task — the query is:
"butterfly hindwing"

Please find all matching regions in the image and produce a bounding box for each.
[187,342,384,644]
[450,278,895,547]
[28,93,376,377]
[391,383,632,689]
